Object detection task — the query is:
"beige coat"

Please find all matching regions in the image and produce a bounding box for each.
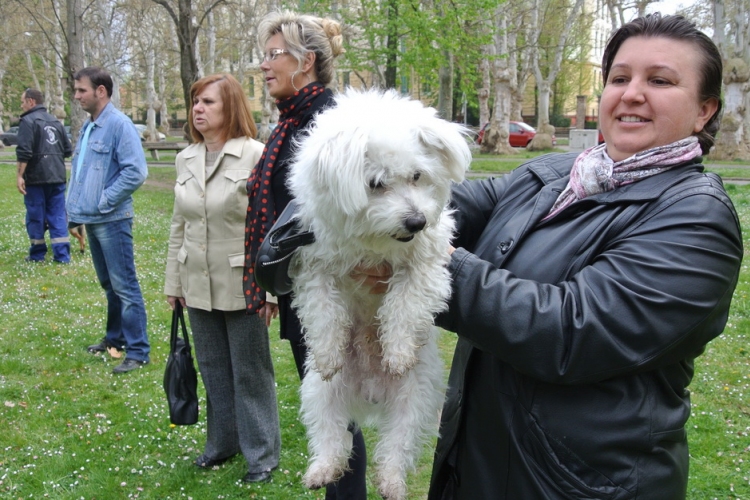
[164,137,263,311]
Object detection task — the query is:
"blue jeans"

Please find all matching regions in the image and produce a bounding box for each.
[24,183,70,263]
[86,219,150,362]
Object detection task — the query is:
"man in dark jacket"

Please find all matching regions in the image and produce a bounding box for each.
[16,88,73,263]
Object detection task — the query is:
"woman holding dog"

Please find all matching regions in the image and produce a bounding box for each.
[243,10,368,500]
[354,13,742,499]
[164,73,280,483]
[423,14,742,499]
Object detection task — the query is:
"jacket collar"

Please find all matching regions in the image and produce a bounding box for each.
[529,154,705,204]
[595,161,705,202]
[20,105,47,118]
[181,136,248,186]
[84,101,116,131]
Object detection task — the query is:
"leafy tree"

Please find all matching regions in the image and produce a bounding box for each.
[150,0,228,119]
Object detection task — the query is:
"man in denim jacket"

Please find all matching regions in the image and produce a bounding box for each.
[67,67,150,374]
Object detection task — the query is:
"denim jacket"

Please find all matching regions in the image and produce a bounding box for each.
[66,102,148,224]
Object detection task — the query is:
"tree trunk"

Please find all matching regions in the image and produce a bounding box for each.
[511,10,531,122]
[437,50,454,120]
[66,0,87,141]
[710,0,750,159]
[96,1,120,108]
[146,47,159,141]
[477,52,491,128]
[25,49,42,91]
[384,0,398,89]
[206,11,215,75]
[0,54,8,133]
[158,62,171,134]
[711,58,750,159]
[51,3,67,123]
[529,0,584,150]
[483,10,515,155]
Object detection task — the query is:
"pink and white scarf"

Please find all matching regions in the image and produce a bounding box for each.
[544,136,702,220]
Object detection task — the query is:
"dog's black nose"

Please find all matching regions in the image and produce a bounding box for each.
[404,213,427,233]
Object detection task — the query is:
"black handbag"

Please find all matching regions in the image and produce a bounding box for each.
[255,199,315,296]
[163,302,199,425]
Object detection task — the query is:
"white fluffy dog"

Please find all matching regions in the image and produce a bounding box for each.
[287,88,470,500]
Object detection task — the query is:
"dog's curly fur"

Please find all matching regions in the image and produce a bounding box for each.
[287,88,470,499]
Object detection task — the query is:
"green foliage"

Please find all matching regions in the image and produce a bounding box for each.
[550,114,571,127]
[1,53,36,126]
[298,0,495,111]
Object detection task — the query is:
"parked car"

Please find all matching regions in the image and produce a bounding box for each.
[1,126,19,146]
[134,124,166,142]
[477,121,556,148]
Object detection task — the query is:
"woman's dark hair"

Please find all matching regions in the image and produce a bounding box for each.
[602,13,723,154]
[74,67,114,98]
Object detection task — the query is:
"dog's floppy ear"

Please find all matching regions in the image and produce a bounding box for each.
[291,123,370,217]
[315,128,369,216]
[417,121,471,183]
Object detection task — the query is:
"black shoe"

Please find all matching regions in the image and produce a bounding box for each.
[194,453,234,469]
[112,358,148,374]
[87,339,122,354]
[242,470,272,483]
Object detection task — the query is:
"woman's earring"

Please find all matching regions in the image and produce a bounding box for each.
[291,71,300,92]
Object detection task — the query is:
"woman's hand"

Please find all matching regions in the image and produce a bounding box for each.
[167,295,186,310]
[259,303,279,327]
[351,263,393,294]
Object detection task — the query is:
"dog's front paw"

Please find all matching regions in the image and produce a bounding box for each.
[312,350,344,380]
[376,470,407,500]
[303,459,346,490]
[381,351,418,377]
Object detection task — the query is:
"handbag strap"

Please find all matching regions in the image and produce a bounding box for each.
[170,302,192,353]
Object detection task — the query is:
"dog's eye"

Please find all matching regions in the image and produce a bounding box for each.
[369,179,385,190]
[412,172,421,182]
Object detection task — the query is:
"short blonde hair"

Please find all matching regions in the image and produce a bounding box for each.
[258,11,344,87]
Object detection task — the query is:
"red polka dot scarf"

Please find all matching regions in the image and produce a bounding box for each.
[243,82,331,314]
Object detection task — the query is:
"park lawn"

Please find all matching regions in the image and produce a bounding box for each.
[0,157,749,499]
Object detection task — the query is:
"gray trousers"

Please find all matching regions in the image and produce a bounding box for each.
[187,307,280,473]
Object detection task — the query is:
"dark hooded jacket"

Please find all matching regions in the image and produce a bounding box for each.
[429,152,743,499]
[16,105,72,185]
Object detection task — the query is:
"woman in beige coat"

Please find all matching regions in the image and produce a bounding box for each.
[164,73,280,483]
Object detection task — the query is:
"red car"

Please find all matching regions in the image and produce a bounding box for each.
[477,121,556,147]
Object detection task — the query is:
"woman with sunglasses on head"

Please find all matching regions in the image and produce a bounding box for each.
[243,10,367,499]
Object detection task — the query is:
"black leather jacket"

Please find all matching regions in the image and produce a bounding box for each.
[430,153,743,499]
[16,105,72,185]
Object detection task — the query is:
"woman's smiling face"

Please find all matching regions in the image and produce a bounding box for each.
[599,36,718,162]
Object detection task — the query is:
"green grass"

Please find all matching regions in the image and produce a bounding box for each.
[0,154,749,499]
